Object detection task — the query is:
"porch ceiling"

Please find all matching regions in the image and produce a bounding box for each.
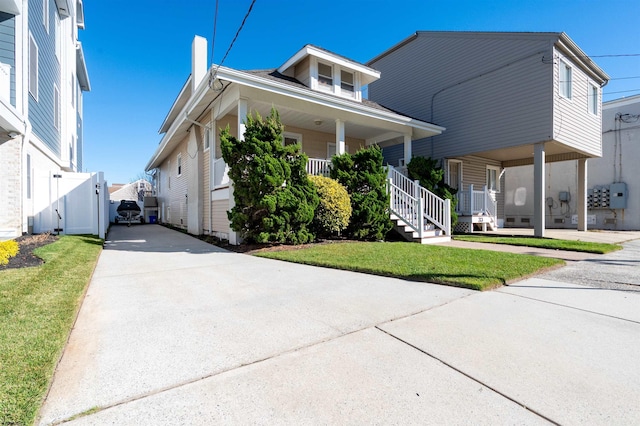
[245,98,401,141]
[462,140,595,167]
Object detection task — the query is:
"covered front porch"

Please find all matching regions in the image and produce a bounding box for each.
[204,75,444,244]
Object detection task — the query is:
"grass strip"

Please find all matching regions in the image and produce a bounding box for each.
[255,241,562,291]
[453,235,621,254]
[0,235,103,426]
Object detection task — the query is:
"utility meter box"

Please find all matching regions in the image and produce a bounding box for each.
[609,182,628,209]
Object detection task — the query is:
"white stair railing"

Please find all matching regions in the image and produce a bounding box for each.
[388,166,451,237]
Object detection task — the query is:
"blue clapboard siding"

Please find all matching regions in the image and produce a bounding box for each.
[28,0,61,156]
[381,144,404,168]
[0,12,15,106]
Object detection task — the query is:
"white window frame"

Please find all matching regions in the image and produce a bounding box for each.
[177,154,182,177]
[204,126,211,151]
[340,69,355,98]
[168,160,171,189]
[317,61,333,92]
[588,83,599,115]
[54,84,60,130]
[28,33,38,100]
[447,159,463,190]
[559,60,572,100]
[311,57,361,100]
[486,165,501,193]
[43,0,49,33]
[283,132,302,147]
[327,142,349,159]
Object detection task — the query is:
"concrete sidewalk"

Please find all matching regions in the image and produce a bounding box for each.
[37,225,640,425]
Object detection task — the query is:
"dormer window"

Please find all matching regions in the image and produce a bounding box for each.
[318,62,333,90]
[277,45,381,102]
[341,70,354,96]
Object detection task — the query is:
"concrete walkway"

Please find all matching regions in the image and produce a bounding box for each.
[37,225,640,425]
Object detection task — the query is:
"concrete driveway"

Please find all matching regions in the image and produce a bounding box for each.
[38,225,640,425]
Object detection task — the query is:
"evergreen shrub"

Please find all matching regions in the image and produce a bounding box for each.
[330,145,391,240]
[220,108,319,244]
[309,175,351,238]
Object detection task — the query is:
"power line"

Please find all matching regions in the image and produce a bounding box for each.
[210,0,219,65]
[210,0,257,83]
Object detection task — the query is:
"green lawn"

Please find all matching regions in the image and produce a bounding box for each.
[256,241,563,291]
[0,235,103,426]
[454,235,621,254]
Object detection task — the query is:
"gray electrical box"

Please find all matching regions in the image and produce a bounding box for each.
[609,182,628,209]
[558,191,571,202]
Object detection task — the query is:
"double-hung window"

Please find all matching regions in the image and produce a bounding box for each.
[486,165,501,192]
[588,83,598,115]
[28,34,38,100]
[340,70,354,96]
[204,127,211,151]
[559,60,572,99]
[177,154,182,176]
[317,62,333,90]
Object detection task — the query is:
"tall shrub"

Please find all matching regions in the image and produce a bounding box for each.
[220,108,319,244]
[406,156,458,226]
[330,146,391,240]
[308,175,351,238]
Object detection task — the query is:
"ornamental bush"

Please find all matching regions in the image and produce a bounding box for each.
[330,145,392,240]
[406,156,458,226]
[0,239,19,265]
[220,108,319,244]
[309,175,351,238]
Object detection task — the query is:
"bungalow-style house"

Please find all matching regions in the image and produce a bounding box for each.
[367,31,610,237]
[146,36,449,244]
[504,94,640,230]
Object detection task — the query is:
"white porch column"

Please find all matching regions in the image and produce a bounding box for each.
[229,98,248,245]
[533,142,546,238]
[335,119,345,154]
[577,158,588,231]
[403,133,412,164]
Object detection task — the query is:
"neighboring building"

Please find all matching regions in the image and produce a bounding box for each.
[146,37,448,244]
[504,94,640,230]
[109,179,152,202]
[367,31,609,236]
[0,0,90,238]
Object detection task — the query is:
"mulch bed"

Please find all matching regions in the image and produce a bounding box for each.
[0,233,58,270]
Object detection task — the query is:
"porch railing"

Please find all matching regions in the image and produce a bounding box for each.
[457,184,497,220]
[306,158,331,176]
[388,166,451,237]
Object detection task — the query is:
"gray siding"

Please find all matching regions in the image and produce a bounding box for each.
[553,48,602,156]
[369,33,556,160]
[28,0,61,156]
[0,12,15,106]
[381,143,404,167]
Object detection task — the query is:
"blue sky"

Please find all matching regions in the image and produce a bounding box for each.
[80,0,640,184]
